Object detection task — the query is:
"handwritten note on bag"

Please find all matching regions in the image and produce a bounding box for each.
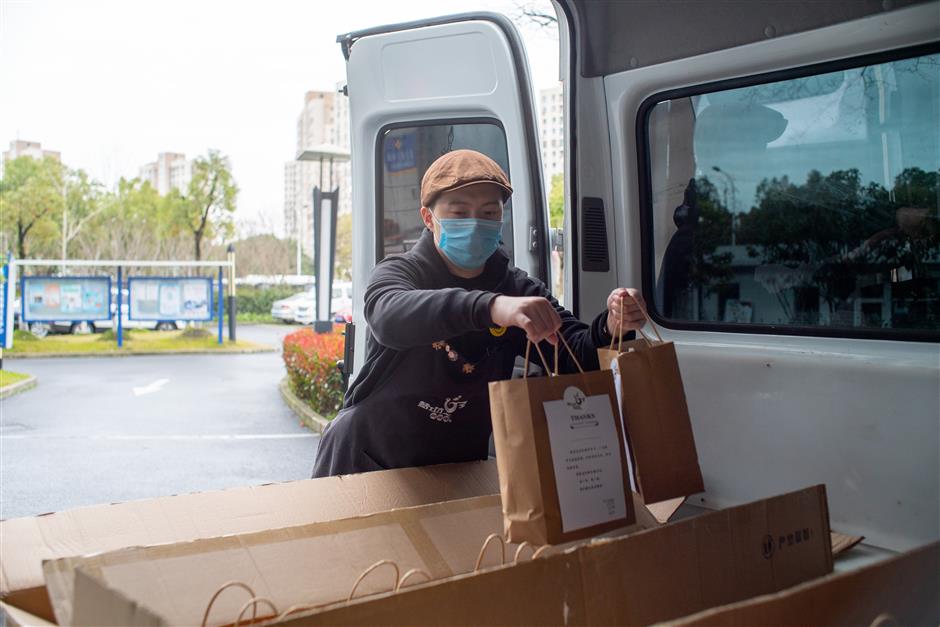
[543,386,628,533]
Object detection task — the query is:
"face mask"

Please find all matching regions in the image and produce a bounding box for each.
[432,215,503,270]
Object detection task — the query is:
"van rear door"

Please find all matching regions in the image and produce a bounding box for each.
[561,0,939,552]
[339,13,549,375]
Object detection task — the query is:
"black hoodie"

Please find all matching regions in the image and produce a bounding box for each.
[345,228,616,408]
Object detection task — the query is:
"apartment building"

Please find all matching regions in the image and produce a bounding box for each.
[283,86,351,254]
[139,152,192,196]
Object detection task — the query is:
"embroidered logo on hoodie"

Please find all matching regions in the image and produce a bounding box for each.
[417,396,468,423]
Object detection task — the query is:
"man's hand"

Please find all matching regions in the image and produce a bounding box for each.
[490,295,562,345]
[607,288,647,338]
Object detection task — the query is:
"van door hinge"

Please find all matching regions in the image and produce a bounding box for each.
[528,226,539,253]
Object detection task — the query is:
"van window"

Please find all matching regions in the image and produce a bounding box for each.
[644,49,939,336]
[378,121,513,260]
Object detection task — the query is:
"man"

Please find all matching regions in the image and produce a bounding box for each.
[313,149,646,477]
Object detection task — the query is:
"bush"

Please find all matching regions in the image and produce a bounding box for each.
[180,327,212,339]
[229,286,301,316]
[98,328,131,342]
[283,327,345,419]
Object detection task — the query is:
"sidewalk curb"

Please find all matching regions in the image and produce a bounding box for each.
[279,377,331,434]
[6,346,276,359]
[0,374,37,399]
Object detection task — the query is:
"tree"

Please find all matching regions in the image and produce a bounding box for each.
[548,173,564,228]
[737,167,938,326]
[61,168,105,259]
[73,178,184,262]
[208,234,297,277]
[173,150,238,260]
[512,0,558,31]
[893,166,938,208]
[335,212,353,281]
[0,156,64,258]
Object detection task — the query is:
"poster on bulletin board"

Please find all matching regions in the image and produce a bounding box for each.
[128,277,212,321]
[22,277,111,322]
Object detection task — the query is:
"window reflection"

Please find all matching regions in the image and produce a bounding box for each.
[379,122,512,260]
[650,53,939,332]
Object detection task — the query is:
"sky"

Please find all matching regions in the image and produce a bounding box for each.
[0,0,560,236]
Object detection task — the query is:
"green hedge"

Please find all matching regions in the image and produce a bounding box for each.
[282,327,345,419]
[226,285,304,316]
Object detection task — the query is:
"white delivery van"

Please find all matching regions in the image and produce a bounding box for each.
[337,1,939,557]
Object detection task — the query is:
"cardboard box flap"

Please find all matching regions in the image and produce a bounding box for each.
[43,493,658,627]
[577,484,832,626]
[830,530,864,556]
[659,541,939,626]
[57,486,831,627]
[72,569,163,627]
[43,495,502,627]
[81,551,588,627]
[0,600,57,627]
[646,497,685,524]
[1,460,499,599]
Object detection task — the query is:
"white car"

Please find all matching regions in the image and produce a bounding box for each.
[271,290,315,323]
[294,282,352,325]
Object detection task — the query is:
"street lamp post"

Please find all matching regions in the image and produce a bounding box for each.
[227,243,236,342]
[712,166,738,246]
[296,144,350,331]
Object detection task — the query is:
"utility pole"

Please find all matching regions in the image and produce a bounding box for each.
[712,166,738,246]
[227,243,237,342]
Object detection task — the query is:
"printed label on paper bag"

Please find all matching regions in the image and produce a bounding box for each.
[544,386,627,533]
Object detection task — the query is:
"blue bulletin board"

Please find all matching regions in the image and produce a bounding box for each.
[21,276,112,322]
[128,277,213,321]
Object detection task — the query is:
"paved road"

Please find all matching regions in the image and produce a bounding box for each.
[0,324,321,520]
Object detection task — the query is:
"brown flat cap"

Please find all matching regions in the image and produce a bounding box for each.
[420,149,513,208]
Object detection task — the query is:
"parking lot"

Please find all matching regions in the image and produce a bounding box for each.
[0,324,320,519]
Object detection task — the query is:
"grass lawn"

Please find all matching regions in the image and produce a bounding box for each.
[236,312,278,324]
[8,329,271,355]
[0,370,31,388]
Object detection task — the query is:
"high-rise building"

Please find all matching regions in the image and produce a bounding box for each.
[538,84,564,192]
[283,87,352,255]
[283,161,302,237]
[2,140,61,179]
[139,152,192,195]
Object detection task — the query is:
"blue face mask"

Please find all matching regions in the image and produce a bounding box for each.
[432,215,504,270]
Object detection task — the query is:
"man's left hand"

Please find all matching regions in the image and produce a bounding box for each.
[606,288,647,338]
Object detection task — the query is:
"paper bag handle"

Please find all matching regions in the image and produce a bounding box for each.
[348,559,400,601]
[608,295,623,352]
[607,293,661,352]
[234,597,279,627]
[274,568,433,623]
[474,533,507,570]
[524,335,584,379]
[513,541,551,563]
[396,568,433,591]
[201,581,258,627]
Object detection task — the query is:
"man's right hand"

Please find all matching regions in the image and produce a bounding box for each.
[490,295,562,345]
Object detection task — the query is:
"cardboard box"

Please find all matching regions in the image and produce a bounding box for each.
[61,485,833,626]
[43,493,661,626]
[661,541,939,626]
[1,460,500,623]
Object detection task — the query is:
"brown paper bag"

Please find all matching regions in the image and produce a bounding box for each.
[489,339,636,545]
[598,300,704,504]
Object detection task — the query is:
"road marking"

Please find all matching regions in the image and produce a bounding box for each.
[133,378,170,396]
[0,433,318,440]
